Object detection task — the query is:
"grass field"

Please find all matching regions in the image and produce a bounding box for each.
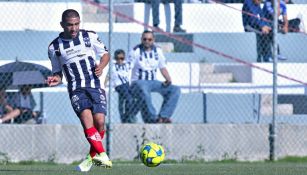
[1,161,307,175]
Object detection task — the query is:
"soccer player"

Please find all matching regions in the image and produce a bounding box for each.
[127,30,181,123]
[47,9,112,172]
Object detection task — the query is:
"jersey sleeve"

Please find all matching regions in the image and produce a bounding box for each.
[157,48,166,69]
[90,32,108,58]
[48,44,62,76]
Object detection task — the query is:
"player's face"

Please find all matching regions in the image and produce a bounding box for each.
[61,17,80,39]
[141,33,154,49]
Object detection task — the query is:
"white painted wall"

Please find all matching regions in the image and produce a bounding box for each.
[1,2,306,33]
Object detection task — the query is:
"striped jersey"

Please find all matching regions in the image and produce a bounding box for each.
[127,44,166,82]
[48,30,108,93]
[110,61,132,88]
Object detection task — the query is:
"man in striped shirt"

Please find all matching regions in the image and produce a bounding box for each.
[47,9,111,172]
[128,30,181,123]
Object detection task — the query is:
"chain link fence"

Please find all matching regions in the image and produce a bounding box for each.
[0,0,307,163]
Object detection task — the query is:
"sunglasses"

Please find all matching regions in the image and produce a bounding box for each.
[116,57,125,60]
[142,38,153,41]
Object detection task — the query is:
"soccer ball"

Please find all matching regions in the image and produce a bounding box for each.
[140,142,165,167]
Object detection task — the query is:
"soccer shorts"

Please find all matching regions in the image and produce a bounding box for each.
[69,88,107,116]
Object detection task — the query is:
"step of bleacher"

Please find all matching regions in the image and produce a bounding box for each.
[155,33,193,53]
[200,73,234,83]
[260,94,294,116]
[261,104,294,116]
[155,42,174,53]
[199,63,215,74]
[83,13,114,23]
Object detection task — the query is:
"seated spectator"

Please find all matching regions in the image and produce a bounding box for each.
[262,0,297,61]
[128,30,181,123]
[0,86,13,120]
[263,0,301,33]
[0,85,40,124]
[107,49,137,123]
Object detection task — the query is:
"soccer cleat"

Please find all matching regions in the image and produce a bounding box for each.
[93,152,112,168]
[76,154,93,172]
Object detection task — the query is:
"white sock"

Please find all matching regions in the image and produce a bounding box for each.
[0,119,2,124]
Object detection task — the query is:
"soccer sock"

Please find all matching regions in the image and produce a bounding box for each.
[89,130,106,158]
[84,127,104,157]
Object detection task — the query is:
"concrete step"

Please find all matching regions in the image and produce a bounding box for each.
[82,3,134,23]
[199,63,215,74]
[82,13,114,23]
[260,94,294,116]
[155,42,174,53]
[200,73,233,83]
[261,104,294,116]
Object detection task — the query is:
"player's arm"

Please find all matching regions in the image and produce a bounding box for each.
[47,44,63,86]
[95,53,110,77]
[91,32,110,77]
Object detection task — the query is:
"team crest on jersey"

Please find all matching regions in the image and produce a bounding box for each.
[83,37,91,47]
[100,94,106,102]
[71,95,79,103]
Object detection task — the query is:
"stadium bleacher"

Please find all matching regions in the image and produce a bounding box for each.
[1,1,307,125]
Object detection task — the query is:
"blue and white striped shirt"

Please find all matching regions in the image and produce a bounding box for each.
[110,62,132,88]
[48,30,108,93]
[127,44,166,82]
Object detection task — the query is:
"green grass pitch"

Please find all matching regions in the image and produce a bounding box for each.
[1,162,307,175]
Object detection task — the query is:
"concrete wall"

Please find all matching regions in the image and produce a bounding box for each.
[0,124,307,163]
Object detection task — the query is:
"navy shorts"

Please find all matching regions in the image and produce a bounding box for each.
[69,88,107,116]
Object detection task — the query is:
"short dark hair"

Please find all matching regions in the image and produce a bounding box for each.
[142,30,155,38]
[62,9,80,22]
[114,49,125,59]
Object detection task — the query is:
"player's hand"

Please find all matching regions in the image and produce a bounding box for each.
[46,76,61,87]
[261,26,271,34]
[95,64,103,77]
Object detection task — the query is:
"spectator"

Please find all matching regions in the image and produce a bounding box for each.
[151,0,186,33]
[107,49,137,123]
[0,87,13,121]
[127,30,181,123]
[262,0,301,61]
[263,0,301,33]
[144,1,171,32]
[242,0,272,62]
[0,85,39,124]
